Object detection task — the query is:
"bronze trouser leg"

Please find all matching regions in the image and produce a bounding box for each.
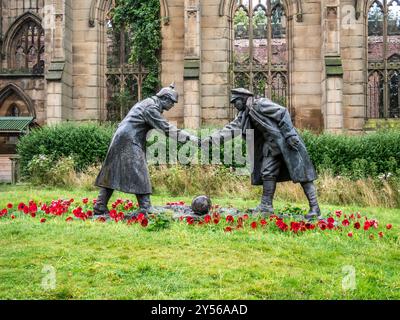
[301,182,321,218]
[136,194,152,211]
[261,178,277,211]
[94,187,114,216]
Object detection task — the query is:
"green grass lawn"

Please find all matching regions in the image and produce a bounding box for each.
[0,184,399,300]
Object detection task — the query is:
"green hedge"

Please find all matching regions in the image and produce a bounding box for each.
[17,122,116,177]
[17,122,400,179]
[301,130,400,178]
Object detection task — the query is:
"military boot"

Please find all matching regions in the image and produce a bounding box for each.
[301,182,321,220]
[93,187,114,216]
[136,194,155,215]
[253,179,276,218]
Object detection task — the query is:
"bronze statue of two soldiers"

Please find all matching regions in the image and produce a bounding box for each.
[94,84,321,220]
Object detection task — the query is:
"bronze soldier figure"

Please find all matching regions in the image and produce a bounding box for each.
[203,88,321,220]
[94,84,199,216]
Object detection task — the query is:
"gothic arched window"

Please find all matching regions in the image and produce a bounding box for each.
[6,104,21,117]
[105,8,148,122]
[232,0,288,106]
[367,0,400,118]
[11,20,45,74]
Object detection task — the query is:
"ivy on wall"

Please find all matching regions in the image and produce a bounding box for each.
[112,0,162,97]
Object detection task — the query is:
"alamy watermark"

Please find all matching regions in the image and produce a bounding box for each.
[145,128,255,176]
[41,264,56,291]
[342,265,356,292]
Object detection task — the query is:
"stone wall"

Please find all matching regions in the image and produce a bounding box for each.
[0,155,12,182]
[0,0,380,133]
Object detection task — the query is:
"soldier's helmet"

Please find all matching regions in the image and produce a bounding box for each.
[230,88,254,103]
[156,83,179,103]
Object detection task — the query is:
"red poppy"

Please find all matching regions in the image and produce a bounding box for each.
[226,215,234,223]
[379,232,384,238]
[290,222,301,233]
[141,218,149,227]
[305,223,315,230]
[30,212,36,218]
[212,212,220,219]
[29,203,38,214]
[224,227,233,232]
[327,217,335,224]
[40,218,46,223]
[269,214,278,221]
[213,218,220,225]
[127,217,138,225]
[260,219,267,226]
[363,221,371,231]
[342,219,350,227]
[7,203,13,209]
[66,217,73,222]
[0,209,7,216]
[109,209,117,219]
[114,212,124,222]
[347,232,353,237]
[354,222,361,230]
[186,217,195,225]
[327,223,335,230]
[82,198,89,204]
[204,215,211,223]
[386,224,392,230]
[335,210,342,218]
[18,203,25,211]
[11,215,15,220]
[370,219,378,229]
[251,222,257,229]
[97,217,106,223]
[243,214,249,220]
[319,223,327,231]
[277,221,288,232]
[357,213,361,219]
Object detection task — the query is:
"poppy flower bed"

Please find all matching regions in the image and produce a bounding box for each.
[0,198,396,240]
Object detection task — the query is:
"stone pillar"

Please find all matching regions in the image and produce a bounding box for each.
[341,0,367,133]
[45,0,73,125]
[321,0,344,133]
[183,0,201,129]
[291,1,323,130]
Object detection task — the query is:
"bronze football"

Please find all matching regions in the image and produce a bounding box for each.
[191,195,212,216]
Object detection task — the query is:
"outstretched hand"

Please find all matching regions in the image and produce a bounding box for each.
[186,135,201,147]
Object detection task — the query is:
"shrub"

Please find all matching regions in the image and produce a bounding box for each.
[27,155,76,187]
[301,129,400,178]
[17,122,116,177]
[17,121,400,181]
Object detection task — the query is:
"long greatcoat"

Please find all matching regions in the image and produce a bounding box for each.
[211,97,317,185]
[95,96,191,194]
